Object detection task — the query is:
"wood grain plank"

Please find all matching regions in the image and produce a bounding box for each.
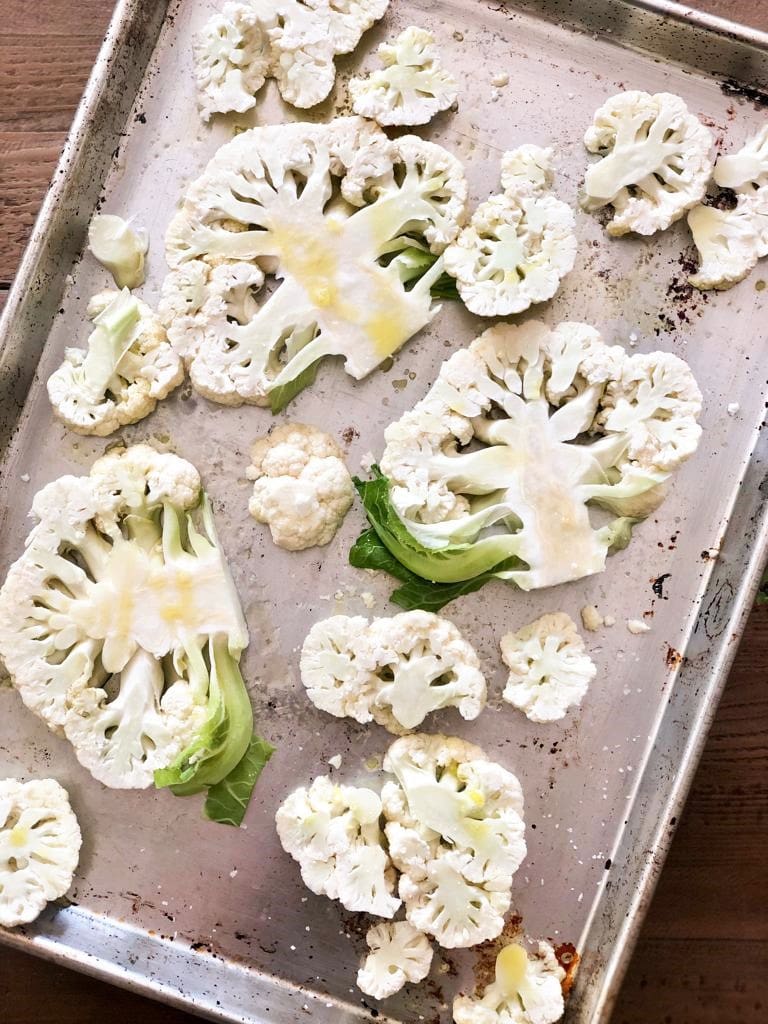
[3,0,114,33]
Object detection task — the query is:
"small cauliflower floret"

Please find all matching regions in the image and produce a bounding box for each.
[688,126,768,290]
[161,117,467,410]
[193,1,389,118]
[354,321,703,610]
[300,611,487,733]
[583,90,713,236]
[0,446,264,813]
[357,920,434,999]
[0,778,81,928]
[88,214,148,289]
[500,613,596,724]
[193,3,270,121]
[247,423,354,550]
[444,146,577,316]
[350,26,458,127]
[453,941,566,1024]
[275,776,400,917]
[382,734,526,947]
[47,290,183,437]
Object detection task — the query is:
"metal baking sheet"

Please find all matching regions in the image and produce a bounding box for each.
[1,1,767,1021]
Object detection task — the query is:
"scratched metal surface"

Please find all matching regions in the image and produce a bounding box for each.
[0,1,767,1022]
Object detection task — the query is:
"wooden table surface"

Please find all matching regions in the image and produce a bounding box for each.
[1,2,766,1021]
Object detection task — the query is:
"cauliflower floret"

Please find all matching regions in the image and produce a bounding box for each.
[350,26,458,127]
[382,734,526,947]
[356,920,434,999]
[500,613,596,723]
[583,90,713,236]
[47,290,183,437]
[357,320,703,608]
[444,146,577,316]
[275,776,400,917]
[0,779,82,928]
[688,126,768,290]
[247,423,354,550]
[300,611,487,733]
[193,1,389,118]
[193,3,270,121]
[87,214,148,289]
[161,118,467,409]
[0,446,257,800]
[453,941,566,1024]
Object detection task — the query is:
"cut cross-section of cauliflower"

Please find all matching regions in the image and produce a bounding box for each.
[688,126,768,290]
[444,145,577,316]
[583,90,713,236]
[47,290,183,437]
[247,423,354,550]
[353,320,703,610]
[0,446,260,800]
[88,214,149,289]
[0,778,81,928]
[300,611,487,733]
[500,612,596,723]
[357,920,434,999]
[275,776,400,917]
[453,941,566,1024]
[161,117,467,410]
[194,0,389,119]
[382,734,526,947]
[350,26,458,127]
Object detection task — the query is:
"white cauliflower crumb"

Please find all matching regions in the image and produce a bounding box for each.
[357,920,433,999]
[580,605,604,632]
[626,619,651,634]
[444,145,577,316]
[0,778,82,928]
[491,72,509,87]
[727,402,740,416]
[328,754,342,770]
[501,613,597,723]
[247,423,355,551]
[604,615,616,627]
[453,941,565,1024]
[300,611,487,733]
[350,26,458,127]
[360,451,376,473]
[20,474,30,483]
[361,592,376,609]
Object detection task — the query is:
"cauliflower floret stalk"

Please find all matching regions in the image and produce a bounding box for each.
[350,320,702,612]
[583,90,713,236]
[453,941,566,1024]
[160,117,468,412]
[350,25,458,127]
[47,289,184,437]
[88,214,149,289]
[300,610,487,733]
[356,920,434,999]
[382,734,526,948]
[0,446,273,825]
[688,125,768,290]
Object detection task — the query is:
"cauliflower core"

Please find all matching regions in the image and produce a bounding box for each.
[500,613,596,723]
[444,145,577,316]
[0,445,254,791]
[353,319,703,609]
[47,290,183,437]
[350,26,458,127]
[453,941,565,1024]
[357,920,434,999]
[194,1,389,119]
[300,610,487,733]
[276,734,526,948]
[688,125,768,290]
[583,90,713,236]
[88,214,148,289]
[247,423,354,550]
[0,778,81,928]
[160,117,468,410]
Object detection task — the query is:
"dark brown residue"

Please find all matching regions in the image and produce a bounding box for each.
[340,426,359,445]
[720,78,768,111]
[665,645,684,669]
[651,573,671,599]
[554,942,581,998]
